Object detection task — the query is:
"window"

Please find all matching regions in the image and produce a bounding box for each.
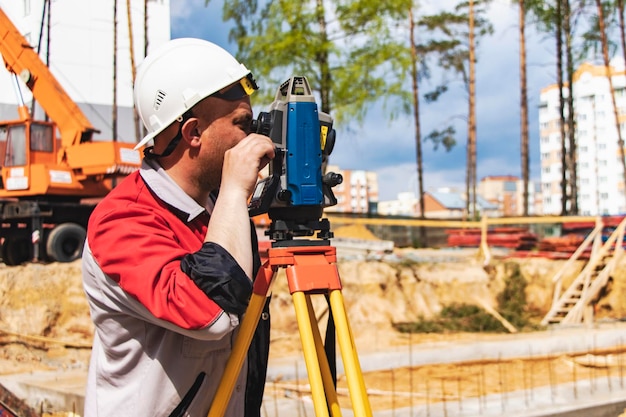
[504,181,517,192]
[5,124,27,166]
[30,123,54,152]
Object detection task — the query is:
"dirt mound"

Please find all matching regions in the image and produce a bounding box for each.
[0,261,92,375]
[333,224,380,240]
[1,250,626,413]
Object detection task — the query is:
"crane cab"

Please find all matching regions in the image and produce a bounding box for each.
[0,119,58,192]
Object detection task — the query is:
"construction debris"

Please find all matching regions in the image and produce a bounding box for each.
[446,227,537,250]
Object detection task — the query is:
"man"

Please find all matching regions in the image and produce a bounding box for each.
[82,38,275,417]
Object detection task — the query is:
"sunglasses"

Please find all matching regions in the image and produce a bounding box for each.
[211,73,258,101]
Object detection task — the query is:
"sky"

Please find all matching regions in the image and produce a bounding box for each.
[170,0,559,201]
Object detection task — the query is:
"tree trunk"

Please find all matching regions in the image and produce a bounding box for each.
[617,0,626,67]
[33,0,50,119]
[564,0,577,214]
[144,0,148,58]
[315,0,332,114]
[112,0,118,143]
[596,0,626,212]
[519,0,530,216]
[126,0,141,142]
[468,0,477,219]
[143,0,148,138]
[557,0,569,215]
[40,0,52,122]
[409,8,426,245]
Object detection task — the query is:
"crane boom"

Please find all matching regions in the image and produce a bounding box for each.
[0,6,142,265]
[0,6,97,146]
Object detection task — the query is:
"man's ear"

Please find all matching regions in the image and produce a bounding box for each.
[181,118,202,147]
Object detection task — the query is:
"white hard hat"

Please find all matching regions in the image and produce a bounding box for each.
[133,38,257,150]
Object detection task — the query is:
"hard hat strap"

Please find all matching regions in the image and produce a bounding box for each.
[144,110,194,160]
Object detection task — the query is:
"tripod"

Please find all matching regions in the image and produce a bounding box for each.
[207,224,373,417]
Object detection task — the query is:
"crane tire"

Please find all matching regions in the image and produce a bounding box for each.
[2,238,30,266]
[46,223,86,263]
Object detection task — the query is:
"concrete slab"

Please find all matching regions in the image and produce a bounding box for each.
[1,322,625,416]
[0,369,85,415]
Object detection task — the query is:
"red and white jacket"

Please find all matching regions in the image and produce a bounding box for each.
[82,159,267,417]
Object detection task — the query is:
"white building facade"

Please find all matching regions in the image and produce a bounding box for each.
[0,0,170,144]
[324,165,379,214]
[478,175,542,216]
[377,192,418,217]
[539,59,626,216]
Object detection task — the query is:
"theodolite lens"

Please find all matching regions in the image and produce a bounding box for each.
[251,111,272,136]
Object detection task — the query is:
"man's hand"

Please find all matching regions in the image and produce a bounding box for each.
[221,134,275,198]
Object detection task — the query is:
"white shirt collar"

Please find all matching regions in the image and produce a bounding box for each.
[139,158,210,222]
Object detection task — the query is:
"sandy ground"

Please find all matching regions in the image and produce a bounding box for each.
[0,249,625,415]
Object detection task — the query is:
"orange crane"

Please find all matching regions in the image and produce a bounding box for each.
[0,7,141,264]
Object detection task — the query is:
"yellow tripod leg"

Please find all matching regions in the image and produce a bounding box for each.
[292,291,330,417]
[207,262,274,417]
[304,294,342,417]
[207,292,268,417]
[329,289,373,417]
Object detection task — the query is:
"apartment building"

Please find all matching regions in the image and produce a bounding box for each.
[478,175,541,216]
[0,0,170,143]
[377,192,418,217]
[539,58,626,215]
[324,165,379,214]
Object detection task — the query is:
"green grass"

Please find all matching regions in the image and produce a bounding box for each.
[393,262,536,334]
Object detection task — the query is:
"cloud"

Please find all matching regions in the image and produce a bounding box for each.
[170,0,233,50]
[171,0,559,202]
[376,162,466,200]
[169,0,195,20]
